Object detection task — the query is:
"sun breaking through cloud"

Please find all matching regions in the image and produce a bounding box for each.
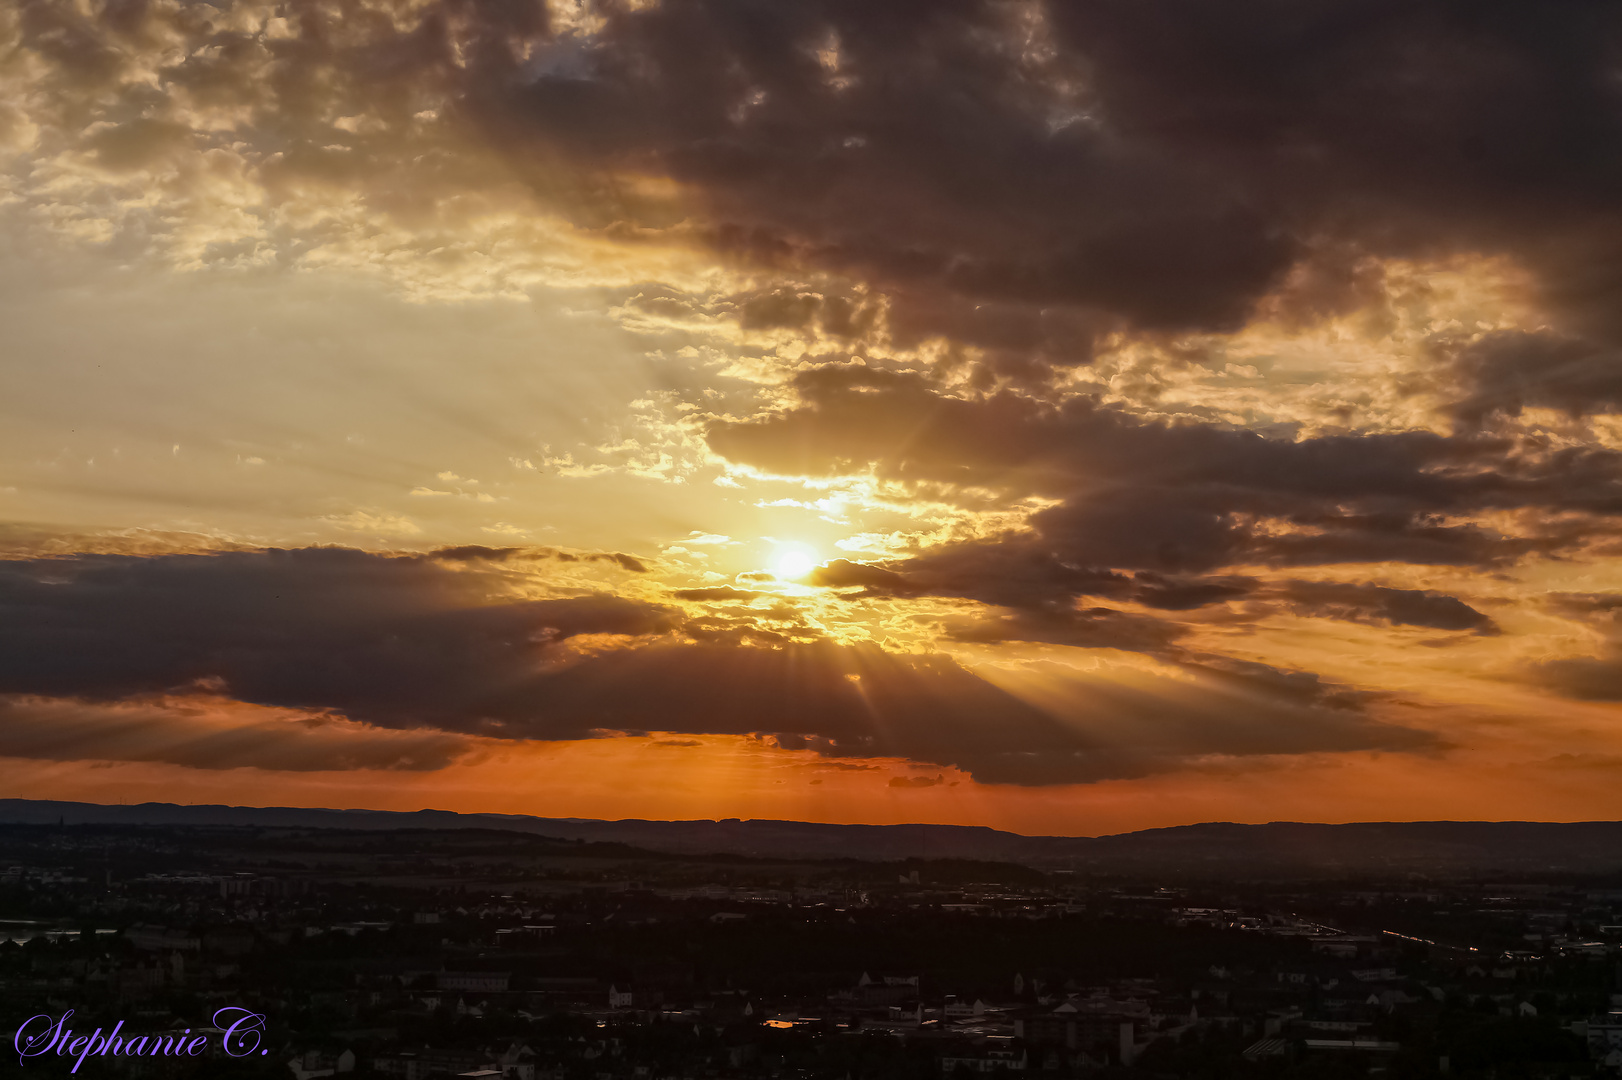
[6,0,1622,830]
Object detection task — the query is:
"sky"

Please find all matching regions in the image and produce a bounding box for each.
[6,0,1622,835]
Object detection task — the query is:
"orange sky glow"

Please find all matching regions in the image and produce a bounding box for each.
[5,0,1622,835]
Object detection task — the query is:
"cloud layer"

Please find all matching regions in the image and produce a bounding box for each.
[16,0,1622,359]
[0,546,1434,784]
[10,0,1622,815]
[715,367,1588,653]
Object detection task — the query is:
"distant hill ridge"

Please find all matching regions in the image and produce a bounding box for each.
[4,798,1622,875]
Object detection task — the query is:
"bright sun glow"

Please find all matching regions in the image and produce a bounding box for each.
[774,547,818,580]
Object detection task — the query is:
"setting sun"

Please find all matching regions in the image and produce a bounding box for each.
[774,547,818,581]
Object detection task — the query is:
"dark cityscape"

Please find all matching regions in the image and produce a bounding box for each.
[5,805,1622,1079]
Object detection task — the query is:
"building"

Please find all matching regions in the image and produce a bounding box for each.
[942,1047,1027,1072]
[1587,1013,1622,1057]
[125,924,201,952]
[439,970,511,993]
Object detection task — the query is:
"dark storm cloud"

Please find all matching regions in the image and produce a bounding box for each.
[1276,581,1497,634]
[716,369,1615,622]
[928,573,1491,642]
[430,545,650,572]
[815,556,1250,614]
[810,559,921,595]
[943,607,1186,654]
[0,547,1430,784]
[1130,573,1257,612]
[707,366,1546,537]
[25,0,1622,359]
[450,0,1622,352]
[813,549,1134,610]
[670,586,768,601]
[1449,330,1622,427]
[473,0,1292,332]
[820,539,1493,639]
[0,547,680,728]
